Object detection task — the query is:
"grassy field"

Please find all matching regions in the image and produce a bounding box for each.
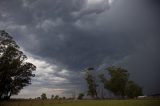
[0,99,160,106]
[48,100,160,106]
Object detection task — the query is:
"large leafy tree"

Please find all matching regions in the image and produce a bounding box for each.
[85,68,98,99]
[100,66,142,98]
[0,30,36,100]
[100,66,129,97]
[125,81,142,98]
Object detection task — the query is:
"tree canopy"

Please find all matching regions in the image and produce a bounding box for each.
[41,93,47,100]
[125,81,143,98]
[99,66,142,98]
[77,93,84,100]
[85,68,98,99]
[0,30,36,100]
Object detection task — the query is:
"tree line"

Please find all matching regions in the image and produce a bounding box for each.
[85,67,142,99]
[34,93,84,100]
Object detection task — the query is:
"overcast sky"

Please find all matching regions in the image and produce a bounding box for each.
[0,0,160,98]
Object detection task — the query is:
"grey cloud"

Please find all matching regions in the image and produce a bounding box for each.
[0,0,160,97]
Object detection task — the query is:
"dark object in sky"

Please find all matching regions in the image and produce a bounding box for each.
[87,67,95,71]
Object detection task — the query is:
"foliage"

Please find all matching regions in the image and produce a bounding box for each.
[0,30,36,100]
[77,93,84,100]
[125,81,143,98]
[41,93,47,100]
[62,97,66,100]
[54,95,59,100]
[85,68,98,98]
[99,66,142,98]
[51,95,54,99]
[100,66,129,97]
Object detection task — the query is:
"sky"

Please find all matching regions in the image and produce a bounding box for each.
[0,0,160,98]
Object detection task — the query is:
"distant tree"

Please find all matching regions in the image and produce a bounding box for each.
[77,93,84,100]
[100,66,129,98]
[41,93,47,100]
[54,95,59,100]
[0,30,36,100]
[85,68,98,99]
[62,96,66,100]
[125,81,143,98]
[51,94,54,99]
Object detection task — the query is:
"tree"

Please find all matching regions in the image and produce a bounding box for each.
[85,68,98,99]
[100,66,129,97]
[0,30,36,100]
[100,66,142,98]
[35,97,41,100]
[125,81,142,98]
[51,94,54,99]
[77,93,84,100]
[41,93,47,100]
[54,95,59,100]
[62,96,66,100]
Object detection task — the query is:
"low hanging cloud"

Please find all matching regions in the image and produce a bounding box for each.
[0,0,160,98]
[12,51,85,98]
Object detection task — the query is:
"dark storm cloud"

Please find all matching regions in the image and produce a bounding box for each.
[0,0,160,97]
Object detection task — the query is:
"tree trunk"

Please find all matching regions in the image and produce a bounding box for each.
[8,91,12,99]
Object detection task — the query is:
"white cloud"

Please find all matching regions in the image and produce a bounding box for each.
[12,50,71,98]
[13,87,68,98]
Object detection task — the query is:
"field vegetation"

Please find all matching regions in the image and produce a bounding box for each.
[0,99,160,106]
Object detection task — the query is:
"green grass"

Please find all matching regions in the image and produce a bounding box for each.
[44,100,160,106]
[1,99,160,106]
